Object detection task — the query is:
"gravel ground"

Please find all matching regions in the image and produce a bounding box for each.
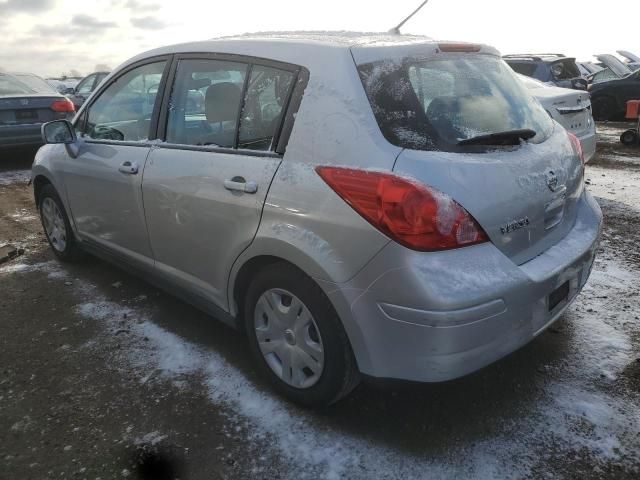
[1,125,640,480]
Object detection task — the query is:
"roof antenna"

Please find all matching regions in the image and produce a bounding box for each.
[388,0,430,35]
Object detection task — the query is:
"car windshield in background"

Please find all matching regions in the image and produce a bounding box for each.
[0,74,37,96]
[357,55,554,152]
[12,73,57,94]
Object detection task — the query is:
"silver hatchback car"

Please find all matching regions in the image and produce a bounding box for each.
[33,33,602,406]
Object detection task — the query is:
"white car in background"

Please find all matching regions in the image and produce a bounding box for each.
[519,74,596,163]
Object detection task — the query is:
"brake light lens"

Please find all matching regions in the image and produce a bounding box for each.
[316,167,489,251]
[567,131,584,164]
[438,43,481,53]
[50,99,75,113]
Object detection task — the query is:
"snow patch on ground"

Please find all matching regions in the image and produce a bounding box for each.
[7,249,639,478]
[7,208,37,222]
[0,169,30,186]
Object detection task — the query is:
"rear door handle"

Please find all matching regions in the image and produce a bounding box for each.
[224,177,258,194]
[118,161,139,174]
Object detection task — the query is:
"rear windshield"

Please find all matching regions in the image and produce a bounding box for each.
[12,73,57,94]
[0,74,36,96]
[357,55,554,152]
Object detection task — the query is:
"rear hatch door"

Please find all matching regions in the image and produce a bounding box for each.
[394,129,584,265]
[352,45,584,265]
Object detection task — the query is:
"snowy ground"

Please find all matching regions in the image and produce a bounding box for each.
[1,125,640,479]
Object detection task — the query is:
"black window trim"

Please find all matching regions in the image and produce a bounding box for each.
[73,54,173,148]
[155,51,308,158]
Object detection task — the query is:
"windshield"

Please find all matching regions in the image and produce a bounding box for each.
[357,55,554,152]
[0,74,36,96]
[12,73,57,94]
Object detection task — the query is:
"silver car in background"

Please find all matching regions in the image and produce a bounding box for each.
[519,74,597,162]
[33,33,602,406]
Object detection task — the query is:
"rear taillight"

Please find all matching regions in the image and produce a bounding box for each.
[567,131,584,164]
[50,99,75,113]
[316,167,489,252]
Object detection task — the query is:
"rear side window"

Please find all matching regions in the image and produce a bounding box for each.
[238,65,294,151]
[166,59,248,148]
[165,59,295,151]
[357,55,554,152]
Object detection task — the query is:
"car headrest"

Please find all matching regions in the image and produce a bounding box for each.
[205,82,242,124]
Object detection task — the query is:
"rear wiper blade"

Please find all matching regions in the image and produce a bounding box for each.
[457,129,537,146]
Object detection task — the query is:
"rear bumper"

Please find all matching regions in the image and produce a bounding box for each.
[578,123,597,163]
[322,191,603,382]
[0,123,43,148]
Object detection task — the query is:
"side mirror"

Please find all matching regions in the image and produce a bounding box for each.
[63,87,75,95]
[42,120,76,145]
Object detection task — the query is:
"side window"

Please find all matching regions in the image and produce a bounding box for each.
[76,75,95,94]
[166,59,247,147]
[84,61,166,142]
[238,66,294,151]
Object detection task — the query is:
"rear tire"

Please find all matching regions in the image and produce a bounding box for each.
[244,262,360,407]
[38,184,84,262]
[620,129,639,146]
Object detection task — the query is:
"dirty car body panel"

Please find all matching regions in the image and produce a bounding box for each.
[33,33,602,388]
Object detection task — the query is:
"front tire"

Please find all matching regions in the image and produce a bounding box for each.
[38,184,84,262]
[244,262,360,407]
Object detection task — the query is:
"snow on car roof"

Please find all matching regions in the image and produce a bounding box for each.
[121,31,498,75]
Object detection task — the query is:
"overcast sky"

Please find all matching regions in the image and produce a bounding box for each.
[0,0,637,78]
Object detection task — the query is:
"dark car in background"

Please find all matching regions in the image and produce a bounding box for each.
[504,54,587,90]
[0,72,75,149]
[589,67,640,120]
[67,71,109,109]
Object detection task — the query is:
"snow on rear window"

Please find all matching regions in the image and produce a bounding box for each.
[357,55,554,152]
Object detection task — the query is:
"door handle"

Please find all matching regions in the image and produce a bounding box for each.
[224,177,258,194]
[118,161,139,174]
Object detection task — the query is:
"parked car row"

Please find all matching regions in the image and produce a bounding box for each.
[31,33,602,406]
[505,51,640,121]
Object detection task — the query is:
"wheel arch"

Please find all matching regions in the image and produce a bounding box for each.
[32,174,53,207]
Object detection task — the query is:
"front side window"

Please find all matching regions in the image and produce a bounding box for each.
[238,65,294,151]
[166,59,247,148]
[83,61,166,142]
[358,55,555,153]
